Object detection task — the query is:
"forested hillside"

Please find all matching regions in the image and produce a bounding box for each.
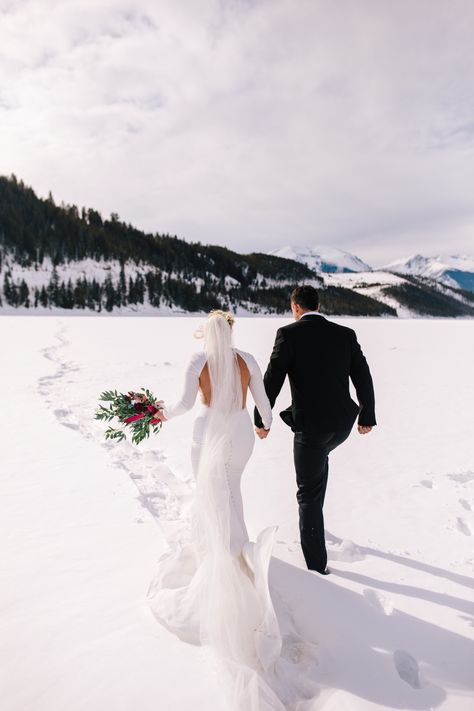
[0,176,395,316]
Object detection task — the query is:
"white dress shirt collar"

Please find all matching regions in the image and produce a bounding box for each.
[300,310,323,318]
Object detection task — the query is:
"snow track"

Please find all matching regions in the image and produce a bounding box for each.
[35,323,194,545]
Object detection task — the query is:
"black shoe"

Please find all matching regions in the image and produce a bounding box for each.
[309,565,331,575]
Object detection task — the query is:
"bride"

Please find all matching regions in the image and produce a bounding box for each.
[144,310,315,711]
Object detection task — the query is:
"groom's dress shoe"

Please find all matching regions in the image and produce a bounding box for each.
[310,566,331,575]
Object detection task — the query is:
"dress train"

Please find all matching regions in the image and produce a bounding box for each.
[146,371,319,709]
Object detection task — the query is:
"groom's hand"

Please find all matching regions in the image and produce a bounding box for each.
[255,427,270,439]
[357,425,372,434]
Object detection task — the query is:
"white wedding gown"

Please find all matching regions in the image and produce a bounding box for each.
[145,348,318,711]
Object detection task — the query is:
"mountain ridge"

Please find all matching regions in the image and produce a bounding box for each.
[270,245,372,273]
[381,253,474,293]
[1,175,473,318]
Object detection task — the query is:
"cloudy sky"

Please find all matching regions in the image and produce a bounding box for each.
[1,0,473,266]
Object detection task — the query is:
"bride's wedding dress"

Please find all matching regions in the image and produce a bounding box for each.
[145,318,318,710]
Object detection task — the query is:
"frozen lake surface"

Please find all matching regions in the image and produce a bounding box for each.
[1,315,473,711]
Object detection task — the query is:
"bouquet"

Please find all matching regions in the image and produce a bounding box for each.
[94,388,164,445]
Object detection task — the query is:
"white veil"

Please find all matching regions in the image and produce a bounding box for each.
[202,312,242,415]
[193,313,257,655]
[192,313,285,710]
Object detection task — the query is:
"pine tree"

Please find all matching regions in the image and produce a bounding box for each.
[39,286,48,308]
[48,266,60,305]
[74,277,86,309]
[119,263,127,306]
[135,273,145,304]
[65,278,75,308]
[128,275,136,304]
[3,272,20,306]
[104,274,116,312]
[19,279,30,307]
[85,278,97,310]
[91,279,102,310]
[3,273,11,304]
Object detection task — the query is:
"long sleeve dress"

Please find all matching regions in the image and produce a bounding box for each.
[146,348,311,711]
[161,348,272,555]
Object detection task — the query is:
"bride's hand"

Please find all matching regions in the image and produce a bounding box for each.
[154,400,167,421]
[255,427,270,439]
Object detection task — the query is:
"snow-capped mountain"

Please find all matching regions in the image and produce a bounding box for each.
[383,254,474,293]
[270,245,372,273]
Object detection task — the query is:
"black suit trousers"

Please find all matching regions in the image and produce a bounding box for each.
[293,427,352,572]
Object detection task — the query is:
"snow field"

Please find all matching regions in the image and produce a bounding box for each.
[0,315,473,710]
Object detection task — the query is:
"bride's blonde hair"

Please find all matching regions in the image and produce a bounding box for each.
[208,309,235,326]
[194,309,235,339]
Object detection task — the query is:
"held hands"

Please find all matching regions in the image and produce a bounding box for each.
[152,400,167,421]
[256,421,371,437]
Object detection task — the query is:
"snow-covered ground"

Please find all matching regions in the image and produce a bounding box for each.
[0,253,146,290]
[1,315,473,711]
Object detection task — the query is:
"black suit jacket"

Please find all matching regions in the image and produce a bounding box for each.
[254,315,376,433]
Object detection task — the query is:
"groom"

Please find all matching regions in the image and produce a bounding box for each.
[254,285,376,575]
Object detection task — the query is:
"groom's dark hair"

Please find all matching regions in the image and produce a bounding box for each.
[290,285,319,311]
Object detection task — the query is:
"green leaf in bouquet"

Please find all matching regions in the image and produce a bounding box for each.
[105,426,126,442]
[99,390,118,402]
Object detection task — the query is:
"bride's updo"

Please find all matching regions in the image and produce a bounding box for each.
[194,309,235,340]
[208,309,235,327]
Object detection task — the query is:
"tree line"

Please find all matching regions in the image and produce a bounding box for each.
[1,264,397,316]
[0,174,397,316]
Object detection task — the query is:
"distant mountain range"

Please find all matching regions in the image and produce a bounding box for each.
[0,175,473,318]
[382,254,474,293]
[271,245,474,294]
[265,245,474,317]
[270,245,372,274]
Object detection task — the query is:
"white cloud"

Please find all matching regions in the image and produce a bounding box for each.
[0,0,473,266]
